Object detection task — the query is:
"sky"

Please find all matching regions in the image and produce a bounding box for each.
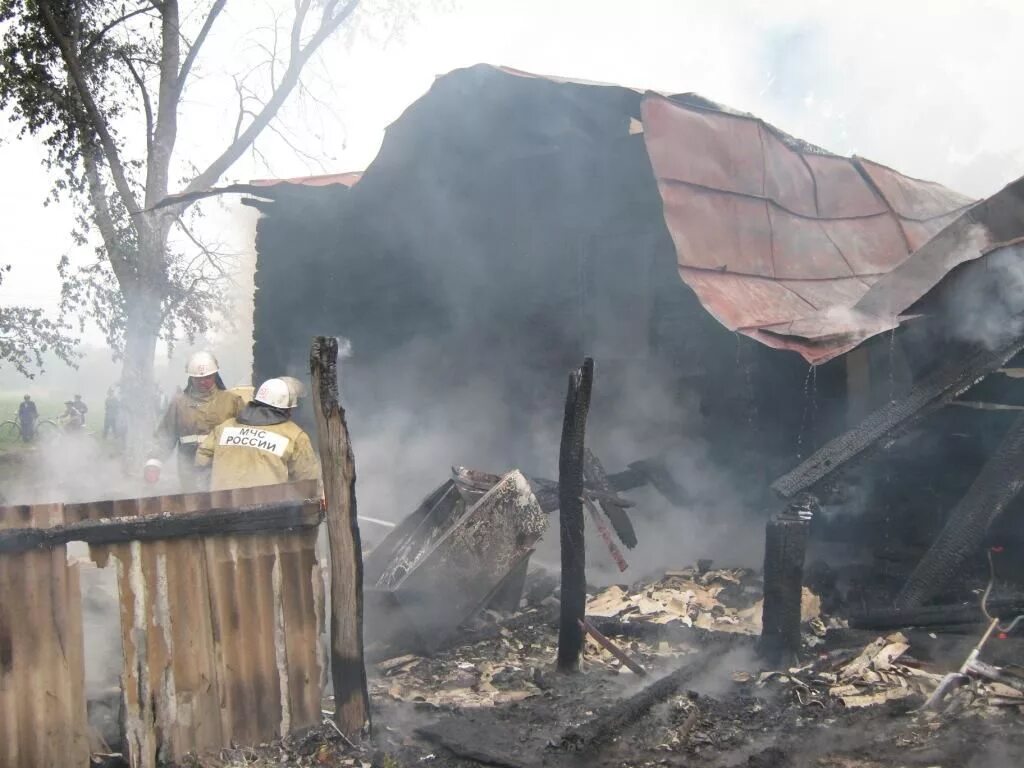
[1,0,1023,374]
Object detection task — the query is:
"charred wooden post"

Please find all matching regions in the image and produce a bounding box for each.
[310,336,370,738]
[557,357,594,673]
[759,510,811,665]
[897,412,1024,608]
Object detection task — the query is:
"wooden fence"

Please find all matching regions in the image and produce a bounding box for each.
[0,480,324,768]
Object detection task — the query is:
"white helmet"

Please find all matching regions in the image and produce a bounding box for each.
[279,376,306,408]
[254,378,292,409]
[186,351,219,378]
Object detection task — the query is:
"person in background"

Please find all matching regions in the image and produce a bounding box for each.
[71,394,88,423]
[145,351,244,491]
[195,378,320,492]
[17,394,38,442]
[60,400,84,430]
[103,387,120,439]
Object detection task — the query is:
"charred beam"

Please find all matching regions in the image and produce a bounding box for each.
[624,457,689,507]
[310,336,370,738]
[585,498,629,572]
[451,466,634,514]
[897,411,1024,608]
[557,357,594,673]
[556,645,729,753]
[579,618,646,676]
[0,501,320,555]
[759,513,810,665]
[772,338,1024,499]
[583,448,637,548]
[848,598,1024,630]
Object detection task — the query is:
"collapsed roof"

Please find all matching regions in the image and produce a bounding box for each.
[233,64,1014,367]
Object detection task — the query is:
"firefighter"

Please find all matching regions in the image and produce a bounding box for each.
[145,351,244,490]
[195,378,320,492]
[279,376,306,407]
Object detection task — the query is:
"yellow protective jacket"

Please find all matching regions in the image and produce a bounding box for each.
[195,407,320,492]
[152,387,244,489]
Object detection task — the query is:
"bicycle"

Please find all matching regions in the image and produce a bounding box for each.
[0,414,60,443]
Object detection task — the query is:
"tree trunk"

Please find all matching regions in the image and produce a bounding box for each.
[121,294,160,462]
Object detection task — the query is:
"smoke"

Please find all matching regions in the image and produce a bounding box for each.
[2,431,146,505]
[946,245,1024,351]
[686,645,760,699]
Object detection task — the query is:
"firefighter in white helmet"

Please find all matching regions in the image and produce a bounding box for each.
[194,378,320,492]
[146,351,244,490]
[279,376,306,408]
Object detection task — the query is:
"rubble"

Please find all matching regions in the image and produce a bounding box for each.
[183,561,1022,767]
[750,630,1024,715]
[585,565,822,635]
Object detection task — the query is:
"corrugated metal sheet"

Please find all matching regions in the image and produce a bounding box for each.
[250,171,362,188]
[641,91,976,364]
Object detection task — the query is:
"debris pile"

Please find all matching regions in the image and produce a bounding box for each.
[585,565,822,636]
[753,631,1024,715]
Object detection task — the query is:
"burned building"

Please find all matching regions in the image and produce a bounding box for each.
[245,64,1024,601]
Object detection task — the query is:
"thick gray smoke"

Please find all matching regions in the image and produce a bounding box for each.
[337,341,763,579]
[948,245,1024,351]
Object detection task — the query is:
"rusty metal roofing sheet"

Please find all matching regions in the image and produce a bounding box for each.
[249,171,362,188]
[641,91,976,363]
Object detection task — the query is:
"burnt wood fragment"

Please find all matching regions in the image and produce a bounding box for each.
[897,411,1024,608]
[849,598,1024,630]
[772,338,1024,499]
[759,516,810,665]
[558,357,594,673]
[556,646,730,753]
[583,448,638,548]
[579,618,646,675]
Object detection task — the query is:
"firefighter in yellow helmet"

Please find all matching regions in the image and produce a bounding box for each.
[195,378,320,492]
[145,351,244,490]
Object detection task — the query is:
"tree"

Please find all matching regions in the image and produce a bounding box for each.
[0,0,363,458]
[0,264,77,377]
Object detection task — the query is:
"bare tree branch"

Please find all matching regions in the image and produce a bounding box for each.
[82,4,156,54]
[185,0,360,195]
[176,0,227,94]
[291,0,313,58]
[37,2,144,218]
[124,57,155,157]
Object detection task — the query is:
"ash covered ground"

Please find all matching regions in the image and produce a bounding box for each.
[191,566,1024,768]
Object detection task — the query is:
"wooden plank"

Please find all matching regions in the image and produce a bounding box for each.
[0,502,88,768]
[0,481,323,767]
[311,335,370,738]
[0,500,323,554]
[582,449,637,549]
